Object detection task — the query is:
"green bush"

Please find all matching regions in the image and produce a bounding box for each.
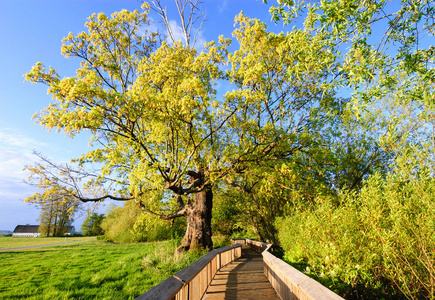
[277,170,435,299]
[230,228,258,240]
[212,235,231,248]
[133,214,186,242]
[101,202,142,243]
[101,201,186,243]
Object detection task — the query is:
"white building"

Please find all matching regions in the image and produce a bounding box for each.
[12,225,75,237]
[12,225,41,237]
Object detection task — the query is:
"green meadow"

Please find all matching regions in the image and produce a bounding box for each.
[0,237,206,299]
[0,236,94,249]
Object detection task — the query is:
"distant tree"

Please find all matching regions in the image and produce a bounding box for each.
[33,185,78,237]
[24,155,81,237]
[81,213,105,236]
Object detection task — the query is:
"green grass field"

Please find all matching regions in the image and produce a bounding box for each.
[0,236,94,249]
[0,237,206,299]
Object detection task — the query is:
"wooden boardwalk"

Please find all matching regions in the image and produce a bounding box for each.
[203,248,280,300]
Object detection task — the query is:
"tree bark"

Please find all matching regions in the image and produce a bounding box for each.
[177,183,213,252]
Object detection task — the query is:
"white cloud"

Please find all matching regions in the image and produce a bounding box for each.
[0,128,46,230]
[0,127,114,231]
[0,128,47,183]
[0,128,48,152]
[0,156,40,230]
[0,150,35,181]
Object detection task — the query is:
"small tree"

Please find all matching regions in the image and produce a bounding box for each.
[81,213,105,236]
[38,193,76,237]
[24,154,81,237]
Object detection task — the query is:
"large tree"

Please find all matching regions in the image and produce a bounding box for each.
[25,4,338,251]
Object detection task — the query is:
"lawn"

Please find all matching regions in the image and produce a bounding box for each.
[0,236,94,249]
[0,238,206,299]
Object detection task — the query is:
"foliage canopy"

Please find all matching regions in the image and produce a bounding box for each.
[25,3,346,250]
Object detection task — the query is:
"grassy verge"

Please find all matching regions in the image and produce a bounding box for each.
[0,238,206,299]
[0,236,94,249]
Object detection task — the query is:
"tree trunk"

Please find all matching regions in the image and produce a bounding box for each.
[178,185,213,252]
[53,214,58,237]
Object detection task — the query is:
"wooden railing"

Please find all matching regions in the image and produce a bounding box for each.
[232,238,344,300]
[135,244,242,300]
[136,238,343,300]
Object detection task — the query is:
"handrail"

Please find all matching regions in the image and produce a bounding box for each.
[231,238,344,300]
[135,243,242,300]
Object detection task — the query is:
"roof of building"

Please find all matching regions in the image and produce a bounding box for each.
[13,225,75,233]
[13,225,40,233]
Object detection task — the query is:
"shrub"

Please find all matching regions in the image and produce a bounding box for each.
[101,202,142,243]
[133,214,186,242]
[277,170,435,299]
[101,201,186,243]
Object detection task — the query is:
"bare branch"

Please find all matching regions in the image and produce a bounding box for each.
[148,0,206,48]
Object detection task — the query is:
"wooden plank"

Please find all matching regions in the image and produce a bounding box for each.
[262,250,344,300]
[174,251,216,283]
[231,238,246,245]
[203,248,280,300]
[298,279,343,300]
[175,244,242,283]
[264,255,300,300]
[200,266,208,296]
[235,246,242,258]
[135,276,183,300]
[263,251,309,284]
[175,284,188,300]
[189,273,200,300]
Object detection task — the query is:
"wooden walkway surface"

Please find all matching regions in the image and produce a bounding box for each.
[203,247,280,300]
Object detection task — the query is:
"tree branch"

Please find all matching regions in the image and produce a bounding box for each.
[74,194,135,202]
[134,199,187,220]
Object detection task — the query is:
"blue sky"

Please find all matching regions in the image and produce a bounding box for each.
[0,0,283,231]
